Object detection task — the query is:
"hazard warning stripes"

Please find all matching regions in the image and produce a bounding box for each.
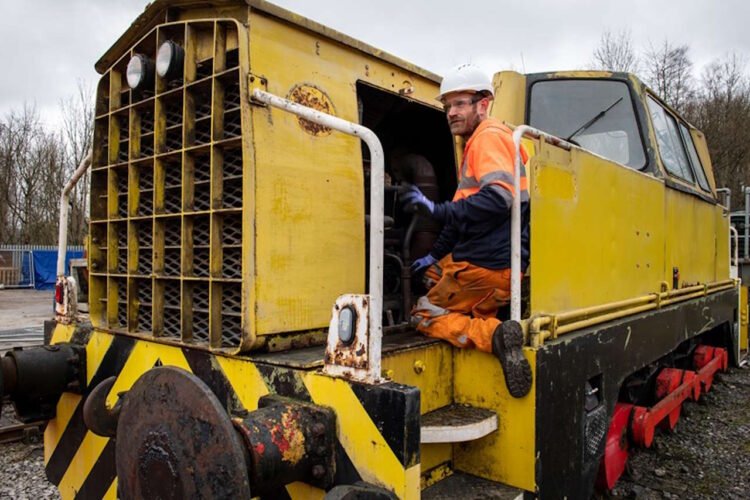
[43,330,420,499]
[45,335,135,488]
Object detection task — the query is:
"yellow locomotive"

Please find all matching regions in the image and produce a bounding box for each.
[1,1,746,498]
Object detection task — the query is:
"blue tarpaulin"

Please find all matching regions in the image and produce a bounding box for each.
[19,251,33,287]
[32,250,84,290]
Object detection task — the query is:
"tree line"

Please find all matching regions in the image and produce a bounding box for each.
[1,35,748,247]
[592,30,750,209]
[0,84,92,245]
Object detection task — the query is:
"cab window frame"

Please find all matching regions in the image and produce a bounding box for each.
[677,122,712,193]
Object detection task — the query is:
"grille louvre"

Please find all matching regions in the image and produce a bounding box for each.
[223,248,242,279]
[91,20,245,350]
[223,214,242,245]
[136,279,153,333]
[223,148,242,178]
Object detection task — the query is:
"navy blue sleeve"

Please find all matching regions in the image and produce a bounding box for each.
[432,185,511,225]
[429,222,459,260]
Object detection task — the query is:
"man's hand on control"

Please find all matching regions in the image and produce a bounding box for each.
[401,185,435,217]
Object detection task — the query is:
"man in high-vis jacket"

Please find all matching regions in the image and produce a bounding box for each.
[401,63,532,398]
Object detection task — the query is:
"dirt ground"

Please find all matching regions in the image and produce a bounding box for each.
[608,363,750,499]
[0,289,53,330]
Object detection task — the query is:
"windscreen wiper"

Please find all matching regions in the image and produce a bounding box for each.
[565,97,624,142]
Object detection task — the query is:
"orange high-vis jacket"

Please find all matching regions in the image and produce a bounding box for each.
[430,118,530,270]
[455,118,529,203]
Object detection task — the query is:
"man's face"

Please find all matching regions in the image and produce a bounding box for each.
[443,92,486,138]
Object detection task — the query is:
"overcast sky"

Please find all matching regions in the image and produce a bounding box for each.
[1,0,748,128]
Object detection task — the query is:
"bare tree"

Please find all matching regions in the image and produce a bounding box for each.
[591,29,639,73]
[0,81,94,247]
[0,120,16,243]
[0,105,66,244]
[60,80,95,245]
[643,40,694,112]
[685,54,750,208]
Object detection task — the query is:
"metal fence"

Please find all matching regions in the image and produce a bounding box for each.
[0,245,84,289]
[731,213,749,261]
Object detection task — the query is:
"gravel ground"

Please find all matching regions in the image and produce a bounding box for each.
[609,363,750,499]
[0,441,59,500]
[0,404,59,499]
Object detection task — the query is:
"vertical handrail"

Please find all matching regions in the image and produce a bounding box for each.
[251,89,384,379]
[730,226,739,280]
[57,150,92,277]
[511,126,574,322]
[716,187,731,214]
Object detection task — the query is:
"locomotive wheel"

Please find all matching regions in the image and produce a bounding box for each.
[115,366,251,499]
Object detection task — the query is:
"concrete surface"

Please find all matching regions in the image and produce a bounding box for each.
[0,289,52,352]
[0,289,53,330]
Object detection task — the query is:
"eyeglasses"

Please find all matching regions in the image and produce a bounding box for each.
[443,94,485,113]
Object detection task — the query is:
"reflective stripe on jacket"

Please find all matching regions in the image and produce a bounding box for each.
[455,118,529,203]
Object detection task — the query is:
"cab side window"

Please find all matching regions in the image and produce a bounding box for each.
[646,96,712,193]
[646,96,694,183]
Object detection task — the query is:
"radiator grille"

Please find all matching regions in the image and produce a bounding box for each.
[89,20,247,351]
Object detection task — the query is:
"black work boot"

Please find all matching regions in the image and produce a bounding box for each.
[492,320,532,398]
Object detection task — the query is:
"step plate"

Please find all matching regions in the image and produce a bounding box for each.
[421,404,497,443]
[422,472,523,499]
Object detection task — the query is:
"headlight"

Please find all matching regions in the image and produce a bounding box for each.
[156,40,184,79]
[126,54,154,90]
[337,306,356,345]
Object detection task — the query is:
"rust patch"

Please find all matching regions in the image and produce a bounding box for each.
[288,84,335,136]
[270,410,306,464]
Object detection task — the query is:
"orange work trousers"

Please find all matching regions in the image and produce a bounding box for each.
[412,254,513,353]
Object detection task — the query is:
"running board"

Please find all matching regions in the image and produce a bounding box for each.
[421,404,498,443]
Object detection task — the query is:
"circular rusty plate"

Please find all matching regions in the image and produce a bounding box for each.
[115,366,251,499]
[288,84,335,136]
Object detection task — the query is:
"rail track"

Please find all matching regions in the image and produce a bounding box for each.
[1,399,44,445]
[0,420,45,445]
[0,327,44,354]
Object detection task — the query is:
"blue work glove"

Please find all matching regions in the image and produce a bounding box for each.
[401,185,435,217]
[410,253,437,273]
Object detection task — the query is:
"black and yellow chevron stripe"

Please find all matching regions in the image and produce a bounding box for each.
[44,326,420,499]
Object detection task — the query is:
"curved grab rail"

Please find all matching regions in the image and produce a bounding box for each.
[251,89,384,380]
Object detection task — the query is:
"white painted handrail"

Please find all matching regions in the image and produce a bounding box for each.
[251,89,384,379]
[730,225,739,280]
[57,150,92,277]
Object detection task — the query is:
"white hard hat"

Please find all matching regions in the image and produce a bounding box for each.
[437,64,494,101]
